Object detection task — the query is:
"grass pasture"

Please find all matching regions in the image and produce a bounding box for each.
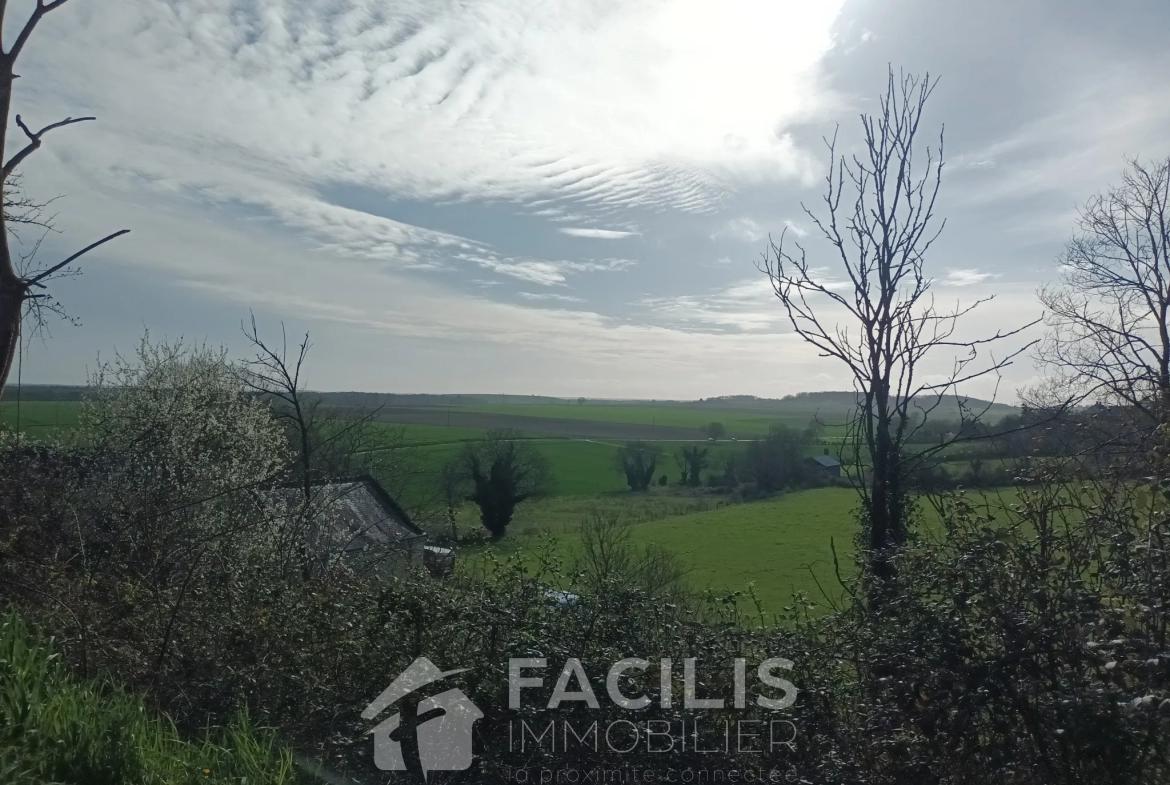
[0,400,79,436]
[460,486,1025,620]
[373,422,491,446]
[626,488,860,616]
[452,401,842,439]
[403,438,742,498]
[457,487,862,619]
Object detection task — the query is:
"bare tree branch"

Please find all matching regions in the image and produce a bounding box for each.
[3,115,95,178]
[5,0,73,64]
[26,229,130,287]
[1035,156,1170,445]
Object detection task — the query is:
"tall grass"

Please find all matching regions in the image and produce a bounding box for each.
[0,610,303,784]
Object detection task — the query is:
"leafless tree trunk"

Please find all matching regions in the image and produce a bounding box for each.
[761,69,1035,588]
[1035,156,1170,449]
[240,315,362,579]
[239,316,445,572]
[0,0,128,397]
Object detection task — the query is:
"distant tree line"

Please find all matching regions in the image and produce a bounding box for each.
[614,422,839,496]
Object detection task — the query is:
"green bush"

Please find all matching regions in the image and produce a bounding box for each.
[0,610,301,785]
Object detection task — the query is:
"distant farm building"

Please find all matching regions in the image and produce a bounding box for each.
[809,453,842,477]
[271,474,427,576]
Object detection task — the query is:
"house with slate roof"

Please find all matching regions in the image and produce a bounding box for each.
[271,474,427,576]
[809,451,842,477]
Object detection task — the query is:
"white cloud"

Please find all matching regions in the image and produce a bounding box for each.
[783,219,809,238]
[943,268,998,286]
[712,217,767,243]
[517,292,585,303]
[450,253,633,286]
[710,217,806,244]
[11,0,1103,401]
[455,253,571,286]
[22,0,846,219]
[7,0,845,364]
[640,276,781,332]
[559,227,639,239]
[565,258,637,273]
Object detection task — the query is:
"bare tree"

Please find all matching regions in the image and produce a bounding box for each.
[239,315,421,489]
[0,0,129,396]
[1035,156,1170,445]
[573,510,689,601]
[238,316,438,575]
[239,317,319,494]
[760,69,1035,585]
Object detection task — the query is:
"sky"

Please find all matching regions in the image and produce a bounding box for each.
[5,0,1169,399]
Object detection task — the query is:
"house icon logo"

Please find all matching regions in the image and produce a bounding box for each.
[362,657,483,780]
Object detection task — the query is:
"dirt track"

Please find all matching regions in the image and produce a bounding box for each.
[369,406,705,441]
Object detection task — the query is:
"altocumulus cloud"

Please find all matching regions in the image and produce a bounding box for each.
[559,228,640,239]
[19,0,1140,397]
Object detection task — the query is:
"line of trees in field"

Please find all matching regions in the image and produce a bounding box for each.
[615,423,841,496]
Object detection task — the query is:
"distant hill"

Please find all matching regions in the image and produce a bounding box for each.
[692,392,1019,423]
[7,385,1019,423]
[1,384,87,401]
[4,387,572,407]
[314,392,573,408]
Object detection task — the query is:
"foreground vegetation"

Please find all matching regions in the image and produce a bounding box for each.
[0,611,301,785]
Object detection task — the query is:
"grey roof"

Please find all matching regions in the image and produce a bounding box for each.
[811,454,842,468]
[272,475,424,555]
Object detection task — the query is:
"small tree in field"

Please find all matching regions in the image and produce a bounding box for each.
[674,445,708,488]
[701,422,727,442]
[451,429,552,539]
[616,440,658,491]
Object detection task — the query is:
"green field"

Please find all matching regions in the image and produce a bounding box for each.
[0,404,487,446]
[453,402,839,437]
[405,438,741,497]
[0,400,80,435]
[459,486,1022,620]
[1,400,747,496]
[625,488,859,614]
[457,488,861,619]
[375,422,491,446]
